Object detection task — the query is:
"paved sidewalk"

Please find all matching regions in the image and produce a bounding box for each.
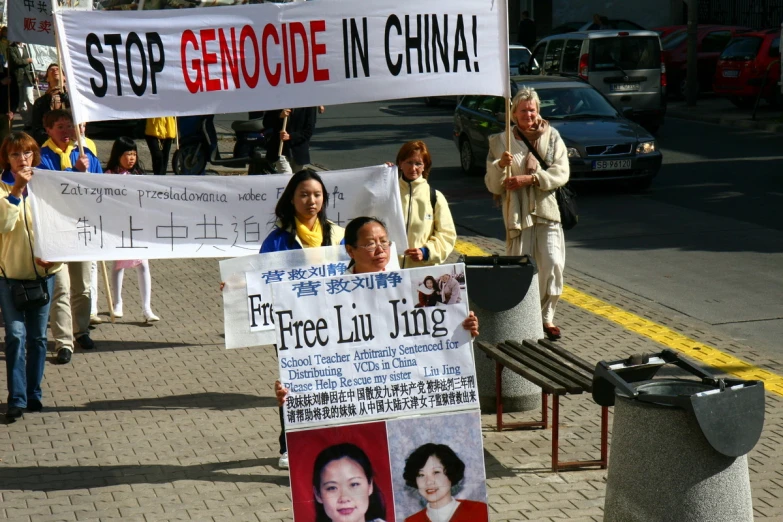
[1,233,780,521]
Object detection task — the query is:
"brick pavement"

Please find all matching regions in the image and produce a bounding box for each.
[0,233,780,521]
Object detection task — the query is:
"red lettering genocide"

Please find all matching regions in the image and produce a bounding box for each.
[181,21,329,94]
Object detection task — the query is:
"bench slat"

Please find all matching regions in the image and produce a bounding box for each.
[537,339,596,374]
[475,341,566,394]
[511,340,594,390]
[495,343,582,394]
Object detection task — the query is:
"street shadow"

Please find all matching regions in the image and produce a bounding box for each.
[47,340,198,354]
[482,448,517,479]
[0,458,289,492]
[52,392,277,412]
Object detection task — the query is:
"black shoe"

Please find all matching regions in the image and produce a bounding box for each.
[5,407,23,422]
[56,348,72,364]
[76,335,95,350]
[27,399,43,412]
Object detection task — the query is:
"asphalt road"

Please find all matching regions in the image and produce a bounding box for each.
[300,100,783,359]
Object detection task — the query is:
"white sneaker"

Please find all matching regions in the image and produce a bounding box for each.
[89,314,103,325]
[144,311,160,323]
[112,305,123,318]
[278,452,289,470]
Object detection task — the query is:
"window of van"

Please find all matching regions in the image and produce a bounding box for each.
[544,40,565,74]
[590,37,660,71]
[770,37,780,57]
[720,37,762,60]
[561,40,582,73]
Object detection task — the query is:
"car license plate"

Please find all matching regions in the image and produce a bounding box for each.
[593,160,632,171]
[722,70,740,78]
[610,83,640,92]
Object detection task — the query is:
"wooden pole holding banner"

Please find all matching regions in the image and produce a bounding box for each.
[278,115,288,156]
[101,261,115,323]
[275,113,291,173]
[505,97,512,178]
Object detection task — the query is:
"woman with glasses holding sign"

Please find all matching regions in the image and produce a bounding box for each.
[0,133,62,422]
[394,141,456,269]
[261,169,345,470]
[274,217,480,414]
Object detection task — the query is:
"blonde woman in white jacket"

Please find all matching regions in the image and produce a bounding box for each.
[484,86,570,341]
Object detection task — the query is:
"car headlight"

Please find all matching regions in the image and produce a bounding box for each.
[636,141,656,154]
[567,147,581,158]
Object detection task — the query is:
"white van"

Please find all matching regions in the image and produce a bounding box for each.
[528,30,666,133]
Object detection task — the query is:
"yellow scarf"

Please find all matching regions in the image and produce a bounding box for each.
[295,217,323,248]
[43,138,75,169]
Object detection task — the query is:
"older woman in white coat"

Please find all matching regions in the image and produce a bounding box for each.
[484,86,569,340]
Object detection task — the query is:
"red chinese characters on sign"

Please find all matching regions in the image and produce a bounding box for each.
[22,18,53,34]
[24,18,37,31]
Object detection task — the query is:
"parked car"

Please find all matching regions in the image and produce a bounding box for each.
[424,45,530,106]
[713,29,782,108]
[528,30,666,133]
[453,76,662,191]
[653,25,685,41]
[660,24,751,98]
[548,19,644,35]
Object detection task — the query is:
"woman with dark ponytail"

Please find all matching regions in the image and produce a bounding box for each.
[261,169,344,252]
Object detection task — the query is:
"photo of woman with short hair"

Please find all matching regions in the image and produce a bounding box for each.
[402,443,488,522]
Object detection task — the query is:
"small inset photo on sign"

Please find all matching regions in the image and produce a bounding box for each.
[412,265,465,308]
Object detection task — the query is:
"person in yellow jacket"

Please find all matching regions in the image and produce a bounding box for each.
[145,116,176,175]
[395,140,457,269]
[0,132,63,422]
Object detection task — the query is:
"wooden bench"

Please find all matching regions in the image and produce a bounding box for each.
[475,339,608,472]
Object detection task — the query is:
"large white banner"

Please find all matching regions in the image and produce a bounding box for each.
[219,244,399,349]
[272,264,478,430]
[8,1,90,47]
[28,166,406,262]
[53,0,509,124]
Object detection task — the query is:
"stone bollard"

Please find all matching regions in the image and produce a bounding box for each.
[463,255,544,413]
[593,354,764,522]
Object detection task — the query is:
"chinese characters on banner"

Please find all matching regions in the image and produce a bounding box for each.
[52,0,509,124]
[27,166,406,262]
[271,264,477,430]
[220,245,401,349]
[8,0,90,47]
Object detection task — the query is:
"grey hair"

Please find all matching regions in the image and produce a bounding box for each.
[510,86,540,125]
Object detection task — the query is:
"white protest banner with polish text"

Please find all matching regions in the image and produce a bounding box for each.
[28,165,406,262]
[219,245,400,349]
[53,0,509,124]
[272,264,478,430]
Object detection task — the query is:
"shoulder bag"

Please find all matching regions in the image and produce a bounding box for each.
[514,130,579,231]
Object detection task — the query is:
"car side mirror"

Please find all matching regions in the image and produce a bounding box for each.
[529,59,540,75]
[518,63,529,74]
[621,107,634,119]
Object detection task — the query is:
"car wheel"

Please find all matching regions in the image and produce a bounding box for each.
[172,142,207,175]
[459,138,475,175]
[730,96,755,109]
[424,97,441,107]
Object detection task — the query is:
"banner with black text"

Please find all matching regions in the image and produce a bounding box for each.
[28,166,406,262]
[53,0,509,124]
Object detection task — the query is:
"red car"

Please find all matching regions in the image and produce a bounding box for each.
[713,29,782,108]
[660,25,751,98]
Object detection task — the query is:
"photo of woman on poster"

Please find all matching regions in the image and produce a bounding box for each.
[312,443,388,522]
[402,443,488,522]
[415,276,439,308]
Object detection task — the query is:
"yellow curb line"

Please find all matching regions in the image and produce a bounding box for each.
[455,239,783,396]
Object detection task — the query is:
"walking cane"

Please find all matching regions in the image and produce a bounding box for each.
[101,261,115,323]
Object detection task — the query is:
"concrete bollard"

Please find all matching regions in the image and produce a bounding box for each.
[604,380,754,522]
[463,255,544,413]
